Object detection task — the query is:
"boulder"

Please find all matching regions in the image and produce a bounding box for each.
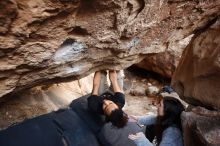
[130,86,146,96]
[145,84,159,96]
[181,106,220,146]
[135,35,193,78]
[172,18,220,110]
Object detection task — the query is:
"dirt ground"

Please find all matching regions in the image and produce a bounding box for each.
[0,67,169,130]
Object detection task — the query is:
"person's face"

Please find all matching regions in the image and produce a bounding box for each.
[103,99,119,116]
[157,99,164,116]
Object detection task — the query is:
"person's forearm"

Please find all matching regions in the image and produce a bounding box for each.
[109,70,122,93]
[111,80,122,93]
[137,114,157,126]
[92,71,101,95]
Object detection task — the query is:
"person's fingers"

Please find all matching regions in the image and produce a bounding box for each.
[129,132,142,138]
[128,136,135,140]
[136,132,143,136]
[128,134,137,140]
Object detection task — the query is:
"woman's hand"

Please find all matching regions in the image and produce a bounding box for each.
[129,132,153,146]
[128,132,145,140]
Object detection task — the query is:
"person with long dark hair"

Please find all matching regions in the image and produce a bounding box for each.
[128,96,185,146]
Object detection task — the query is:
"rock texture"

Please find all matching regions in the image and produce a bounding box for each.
[172,18,220,110]
[181,106,220,146]
[0,73,94,129]
[135,35,193,78]
[1,0,220,98]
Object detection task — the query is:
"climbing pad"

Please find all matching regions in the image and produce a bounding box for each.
[0,94,142,146]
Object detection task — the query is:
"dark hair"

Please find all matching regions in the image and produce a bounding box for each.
[107,108,128,128]
[155,96,185,144]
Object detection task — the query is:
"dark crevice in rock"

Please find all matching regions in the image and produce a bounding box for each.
[172,81,213,109]
[61,38,76,45]
[120,35,131,41]
[167,0,192,5]
[0,70,14,79]
[127,0,145,22]
[28,33,49,42]
[27,10,70,29]
[112,13,118,30]
[137,0,145,15]
[185,97,215,111]
[78,0,108,13]
[16,64,46,71]
[127,65,171,84]
[59,0,80,3]
[78,0,119,13]
[0,51,4,57]
[68,26,90,36]
[193,15,219,35]
[79,0,97,11]
[0,47,16,54]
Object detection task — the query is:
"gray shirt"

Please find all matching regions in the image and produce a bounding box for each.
[133,115,183,146]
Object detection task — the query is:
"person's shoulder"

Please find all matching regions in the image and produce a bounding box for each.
[114,92,125,97]
[88,94,100,99]
[161,127,182,144]
[112,92,125,108]
[163,126,182,136]
[88,94,102,103]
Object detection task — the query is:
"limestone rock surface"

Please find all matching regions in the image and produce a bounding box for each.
[135,35,193,78]
[172,19,220,110]
[181,107,220,146]
[1,0,220,97]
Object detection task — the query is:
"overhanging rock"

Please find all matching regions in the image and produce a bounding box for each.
[0,0,220,98]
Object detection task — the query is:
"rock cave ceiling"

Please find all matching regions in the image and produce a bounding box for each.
[0,0,220,99]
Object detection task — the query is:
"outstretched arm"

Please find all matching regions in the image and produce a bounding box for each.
[109,70,122,93]
[129,114,157,126]
[92,71,101,95]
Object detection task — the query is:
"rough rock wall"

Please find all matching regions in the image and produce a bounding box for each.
[181,107,220,146]
[135,35,193,78]
[172,18,220,110]
[0,0,220,98]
